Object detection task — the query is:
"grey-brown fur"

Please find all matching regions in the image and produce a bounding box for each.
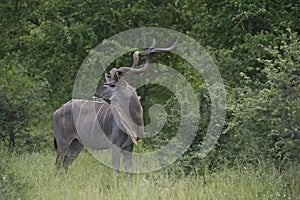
[53,79,143,176]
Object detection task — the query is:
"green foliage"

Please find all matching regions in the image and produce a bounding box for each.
[0,0,299,172]
[222,30,300,166]
[0,59,51,152]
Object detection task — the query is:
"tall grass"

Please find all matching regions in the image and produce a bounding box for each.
[2,150,299,200]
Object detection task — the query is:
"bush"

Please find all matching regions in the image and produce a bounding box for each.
[0,152,31,199]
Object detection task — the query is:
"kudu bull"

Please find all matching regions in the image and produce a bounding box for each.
[53,38,178,177]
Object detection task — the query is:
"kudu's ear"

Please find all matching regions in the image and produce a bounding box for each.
[105,73,113,83]
[115,71,122,82]
[104,68,120,84]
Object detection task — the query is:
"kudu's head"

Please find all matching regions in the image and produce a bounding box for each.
[93,38,179,101]
[92,85,114,103]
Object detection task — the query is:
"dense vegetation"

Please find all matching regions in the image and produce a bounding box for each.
[1,151,299,200]
[1,0,299,198]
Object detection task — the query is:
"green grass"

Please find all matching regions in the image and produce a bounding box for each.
[2,150,299,200]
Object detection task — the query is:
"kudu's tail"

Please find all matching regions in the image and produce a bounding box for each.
[54,137,57,151]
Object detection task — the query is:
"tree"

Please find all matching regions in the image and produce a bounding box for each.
[223,30,300,166]
[0,59,50,152]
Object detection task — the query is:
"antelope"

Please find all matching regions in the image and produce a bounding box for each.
[53,38,178,177]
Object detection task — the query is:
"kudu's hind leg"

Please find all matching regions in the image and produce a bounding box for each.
[55,152,65,170]
[63,139,83,172]
[54,138,68,171]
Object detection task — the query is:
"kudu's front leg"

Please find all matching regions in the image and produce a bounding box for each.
[112,146,121,178]
[123,150,133,180]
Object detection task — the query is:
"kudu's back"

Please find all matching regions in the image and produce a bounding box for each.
[53,80,143,154]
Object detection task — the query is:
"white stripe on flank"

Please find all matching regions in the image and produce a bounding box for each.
[76,100,89,129]
[62,103,68,135]
[102,106,110,126]
[91,103,106,136]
